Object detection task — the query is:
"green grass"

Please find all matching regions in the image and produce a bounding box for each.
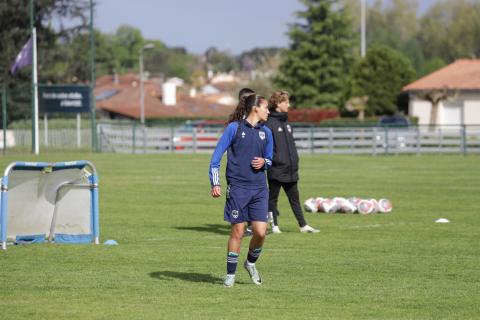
[0,153,479,319]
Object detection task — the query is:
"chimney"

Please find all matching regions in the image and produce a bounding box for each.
[162,82,177,106]
[113,70,119,84]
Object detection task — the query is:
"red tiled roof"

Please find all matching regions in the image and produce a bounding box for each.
[403,59,480,91]
[96,74,138,87]
[95,75,235,119]
[209,81,238,92]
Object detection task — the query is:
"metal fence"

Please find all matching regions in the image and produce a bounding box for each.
[1,128,92,152]
[97,123,220,154]
[2,123,479,154]
[97,123,480,155]
[292,126,480,155]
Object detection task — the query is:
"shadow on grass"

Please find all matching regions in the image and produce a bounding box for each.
[149,271,246,284]
[175,223,231,235]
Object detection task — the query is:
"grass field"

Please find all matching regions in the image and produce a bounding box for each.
[0,153,479,319]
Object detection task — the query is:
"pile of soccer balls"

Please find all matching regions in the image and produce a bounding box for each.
[304,197,392,214]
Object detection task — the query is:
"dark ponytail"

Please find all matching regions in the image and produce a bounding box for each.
[227,94,267,124]
[238,87,255,100]
[228,95,249,123]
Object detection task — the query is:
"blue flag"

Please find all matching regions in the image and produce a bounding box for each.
[10,37,33,75]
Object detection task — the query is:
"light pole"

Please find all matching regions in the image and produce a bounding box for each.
[361,0,366,57]
[139,43,154,125]
[139,43,154,153]
[90,0,97,152]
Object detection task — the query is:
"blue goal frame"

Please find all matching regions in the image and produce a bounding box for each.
[0,160,100,250]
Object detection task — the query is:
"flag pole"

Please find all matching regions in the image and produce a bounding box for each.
[30,0,39,155]
[90,0,97,152]
[2,85,6,156]
[32,27,39,155]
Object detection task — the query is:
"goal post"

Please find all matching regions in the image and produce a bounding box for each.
[1,160,100,250]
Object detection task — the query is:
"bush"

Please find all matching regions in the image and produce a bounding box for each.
[288,108,339,123]
[349,45,416,115]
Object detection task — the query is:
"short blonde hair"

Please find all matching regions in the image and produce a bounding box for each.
[269,90,289,111]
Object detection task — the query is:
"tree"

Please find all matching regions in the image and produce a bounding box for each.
[349,45,415,115]
[63,25,198,81]
[138,42,197,80]
[113,25,144,72]
[43,30,116,83]
[365,0,423,72]
[418,0,480,63]
[243,78,277,99]
[421,89,448,128]
[0,0,92,122]
[419,57,446,77]
[239,48,283,72]
[275,0,355,109]
[367,0,418,48]
[204,47,238,73]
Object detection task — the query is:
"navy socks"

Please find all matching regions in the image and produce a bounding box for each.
[227,252,239,275]
[247,247,262,264]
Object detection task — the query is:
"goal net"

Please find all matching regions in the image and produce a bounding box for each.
[0,161,100,250]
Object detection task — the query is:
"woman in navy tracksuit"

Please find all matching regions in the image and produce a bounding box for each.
[209,94,272,287]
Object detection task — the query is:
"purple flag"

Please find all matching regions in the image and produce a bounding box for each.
[10,37,33,75]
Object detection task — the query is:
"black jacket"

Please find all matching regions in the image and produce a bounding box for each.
[265,111,299,183]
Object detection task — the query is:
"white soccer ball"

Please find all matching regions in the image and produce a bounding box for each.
[333,197,356,213]
[315,197,325,212]
[369,199,380,213]
[378,198,393,213]
[357,199,374,214]
[319,198,338,213]
[342,200,357,213]
[304,198,318,213]
[348,197,360,213]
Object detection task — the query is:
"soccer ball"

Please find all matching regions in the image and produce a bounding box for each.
[378,198,393,213]
[369,199,380,213]
[319,198,338,213]
[342,200,357,213]
[314,198,324,213]
[348,197,360,213]
[332,197,346,213]
[334,197,357,213]
[357,199,374,214]
[333,197,354,213]
[303,198,318,213]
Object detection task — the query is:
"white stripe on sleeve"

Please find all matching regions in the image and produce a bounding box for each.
[212,167,220,185]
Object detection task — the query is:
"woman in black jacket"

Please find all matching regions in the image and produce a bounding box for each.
[265,91,319,233]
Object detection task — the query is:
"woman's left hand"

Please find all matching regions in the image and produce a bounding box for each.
[251,157,265,170]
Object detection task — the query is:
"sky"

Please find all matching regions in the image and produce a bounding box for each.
[94,0,439,55]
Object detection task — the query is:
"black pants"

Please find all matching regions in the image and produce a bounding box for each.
[268,180,307,228]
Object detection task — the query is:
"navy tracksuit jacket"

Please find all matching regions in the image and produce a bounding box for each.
[209,120,273,189]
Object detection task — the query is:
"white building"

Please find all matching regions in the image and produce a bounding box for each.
[403,59,480,126]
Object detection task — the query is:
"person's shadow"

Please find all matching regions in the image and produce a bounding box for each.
[149,271,246,285]
[175,223,230,235]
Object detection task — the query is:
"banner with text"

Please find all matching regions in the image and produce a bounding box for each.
[39,85,91,113]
